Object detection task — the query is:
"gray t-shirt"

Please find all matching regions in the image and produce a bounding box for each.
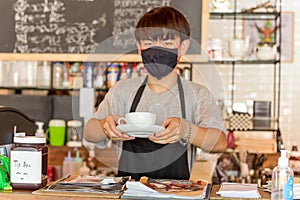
[95,75,224,129]
[94,75,226,171]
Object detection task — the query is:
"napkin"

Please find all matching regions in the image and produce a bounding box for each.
[293,183,300,199]
[216,182,261,198]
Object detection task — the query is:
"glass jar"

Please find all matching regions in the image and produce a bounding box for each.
[10,136,48,190]
[66,120,83,147]
[37,61,51,88]
[52,62,64,88]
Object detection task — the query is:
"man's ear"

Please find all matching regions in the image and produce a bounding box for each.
[179,39,190,57]
[136,42,142,55]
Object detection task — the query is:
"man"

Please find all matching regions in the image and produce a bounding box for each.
[84,6,227,180]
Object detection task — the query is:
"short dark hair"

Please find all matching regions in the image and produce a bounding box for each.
[135,6,190,42]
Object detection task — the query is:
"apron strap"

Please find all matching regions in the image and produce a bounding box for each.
[129,76,148,112]
[177,75,186,119]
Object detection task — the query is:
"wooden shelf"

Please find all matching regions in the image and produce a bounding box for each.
[210,11,280,20]
[0,87,108,92]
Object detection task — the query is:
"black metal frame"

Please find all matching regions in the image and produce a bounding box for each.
[207,0,282,143]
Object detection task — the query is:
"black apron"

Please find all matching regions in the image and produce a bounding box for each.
[117,75,189,180]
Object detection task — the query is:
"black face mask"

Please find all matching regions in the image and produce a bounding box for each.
[141,46,178,80]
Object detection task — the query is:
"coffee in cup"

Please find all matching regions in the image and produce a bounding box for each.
[118,112,156,127]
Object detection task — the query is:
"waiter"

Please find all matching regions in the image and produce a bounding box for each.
[84,6,227,180]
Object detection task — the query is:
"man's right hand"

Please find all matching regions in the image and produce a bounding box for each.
[99,115,135,141]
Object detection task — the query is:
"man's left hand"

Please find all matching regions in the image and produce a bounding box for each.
[148,117,183,144]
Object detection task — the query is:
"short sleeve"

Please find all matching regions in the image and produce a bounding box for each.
[193,86,227,134]
[94,82,126,119]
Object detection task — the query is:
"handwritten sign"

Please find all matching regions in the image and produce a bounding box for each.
[0,0,206,61]
[10,151,42,184]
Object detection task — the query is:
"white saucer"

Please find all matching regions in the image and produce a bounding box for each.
[116,124,165,138]
[126,132,153,138]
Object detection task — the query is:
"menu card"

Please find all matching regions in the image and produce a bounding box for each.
[121,176,210,199]
[216,182,261,198]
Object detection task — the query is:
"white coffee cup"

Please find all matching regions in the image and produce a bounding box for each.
[117,112,156,127]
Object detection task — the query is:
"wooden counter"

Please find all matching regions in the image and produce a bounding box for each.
[0,189,118,200]
[0,185,271,200]
[0,160,212,199]
[0,188,114,199]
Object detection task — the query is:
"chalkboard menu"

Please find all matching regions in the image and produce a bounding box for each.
[0,0,208,61]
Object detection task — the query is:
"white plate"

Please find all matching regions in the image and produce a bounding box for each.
[116,124,165,138]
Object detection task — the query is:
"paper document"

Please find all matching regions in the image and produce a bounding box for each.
[216,182,261,198]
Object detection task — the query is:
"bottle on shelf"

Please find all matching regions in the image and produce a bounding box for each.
[130,63,137,78]
[47,166,55,181]
[83,62,94,88]
[73,150,83,175]
[93,62,106,89]
[62,151,74,177]
[120,63,128,80]
[69,62,84,89]
[106,63,121,88]
[61,149,84,177]
[126,63,133,79]
[62,63,70,88]
[52,62,65,88]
